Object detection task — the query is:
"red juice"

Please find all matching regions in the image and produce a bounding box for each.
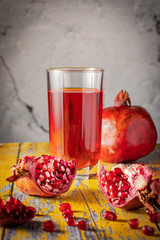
[48,88,102,169]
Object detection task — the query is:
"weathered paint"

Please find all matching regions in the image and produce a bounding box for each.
[0,142,160,239]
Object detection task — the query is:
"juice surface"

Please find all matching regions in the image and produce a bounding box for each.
[48,88,102,169]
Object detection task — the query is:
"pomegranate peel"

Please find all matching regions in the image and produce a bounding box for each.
[101,90,157,163]
[99,163,160,212]
[0,197,36,226]
[6,155,77,197]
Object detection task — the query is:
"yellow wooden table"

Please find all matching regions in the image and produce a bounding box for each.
[0,142,160,240]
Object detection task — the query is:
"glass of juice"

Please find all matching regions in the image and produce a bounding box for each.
[47,67,104,179]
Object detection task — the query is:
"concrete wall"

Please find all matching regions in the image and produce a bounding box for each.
[0,0,160,143]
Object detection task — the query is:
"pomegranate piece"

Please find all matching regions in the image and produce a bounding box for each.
[99,163,160,211]
[6,155,77,197]
[128,219,139,229]
[42,220,55,232]
[66,216,76,226]
[0,197,36,226]
[142,225,155,236]
[101,90,157,163]
[59,203,71,212]
[103,211,117,221]
[77,220,87,230]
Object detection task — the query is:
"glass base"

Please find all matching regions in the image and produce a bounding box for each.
[75,161,99,180]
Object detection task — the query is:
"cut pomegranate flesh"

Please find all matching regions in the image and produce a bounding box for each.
[6,155,77,197]
[103,211,117,221]
[77,220,87,230]
[59,203,71,212]
[142,225,155,236]
[42,220,55,232]
[99,163,160,211]
[0,197,36,226]
[128,219,139,229]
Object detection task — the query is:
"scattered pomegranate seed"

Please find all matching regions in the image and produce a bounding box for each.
[145,208,152,216]
[104,211,117,221]
[62,208,73,218]
[66,216,76,226]
[149,213,160,223]
[42,220,55,232]
[128,219,139,229]
[142,225,155,236]
[59,203,71,212]
[77,220,87,230]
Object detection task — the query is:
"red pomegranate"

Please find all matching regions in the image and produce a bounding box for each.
[6,155,77,197]
[101,90,157,163]
[99,163,160,212]
[0,197,36,226]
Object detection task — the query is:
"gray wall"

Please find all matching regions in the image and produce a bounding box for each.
[0,0,160,143]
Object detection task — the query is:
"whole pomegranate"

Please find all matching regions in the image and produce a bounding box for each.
[0,197,36,226]
[99,163,160,212]
[6,155,77,197]
[101,90,157,163]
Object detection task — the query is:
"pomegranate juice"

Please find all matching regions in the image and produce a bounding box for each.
[48,88,102,169]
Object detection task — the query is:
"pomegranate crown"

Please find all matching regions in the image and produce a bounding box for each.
[114,90,131,107]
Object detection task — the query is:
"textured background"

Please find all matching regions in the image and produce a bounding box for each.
[0,0,160,143]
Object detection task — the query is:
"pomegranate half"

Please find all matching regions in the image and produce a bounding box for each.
[99,163,160,212]
[101,90,157,163]
[6,155,77,197]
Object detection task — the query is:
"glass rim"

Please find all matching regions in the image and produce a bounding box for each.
[47,67,104,72]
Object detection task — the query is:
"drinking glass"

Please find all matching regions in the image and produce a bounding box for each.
[47,67,104,179]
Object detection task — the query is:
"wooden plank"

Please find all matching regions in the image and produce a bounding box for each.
[0,143,20,239]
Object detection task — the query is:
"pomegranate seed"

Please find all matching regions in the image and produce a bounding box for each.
[38,174,45,182]
[145,208,152,215]
[62,208,73,218]
[112,197,121,205]
[113,167,123,175]
[44,171,50,178]
[109,184,118,192]
[42,220,55,232]
[77,220,87,230]
[104,211,117,221]
[108,171,116,180]
[52,180,62,189]
[110,191,118,198]
[119,182,130,192]
[54,161,59,169]
[149,213,159,223]
[58,165,65,173]
[59,203,71,212]
[41,164,48,171]
[68,161,75,173]
[142,225,155,236]
[66,216,75,226]
[113,176,122,183]
[118,191,127,199]
[128,219,139,229]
